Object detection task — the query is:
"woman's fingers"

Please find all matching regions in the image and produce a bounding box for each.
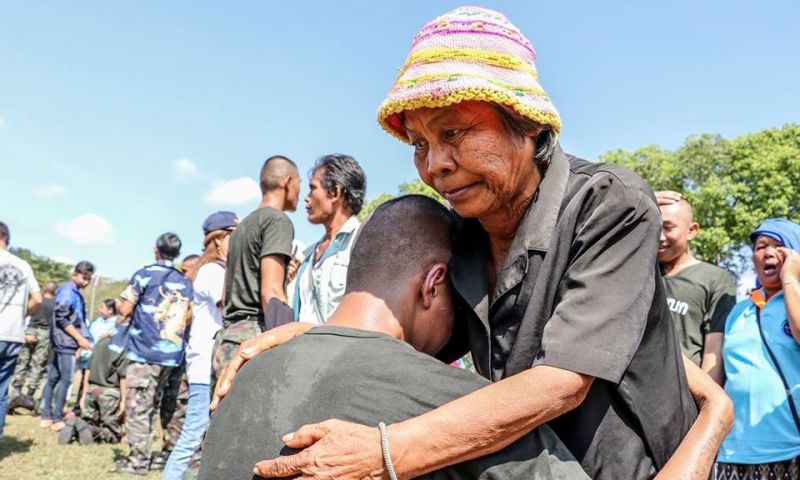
[282,421,334,448]
[210,336,266,411]
[254,451,309,478]
[655,190,683,206]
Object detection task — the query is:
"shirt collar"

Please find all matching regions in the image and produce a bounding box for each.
[156,260,175,268]
[337,215,360,237]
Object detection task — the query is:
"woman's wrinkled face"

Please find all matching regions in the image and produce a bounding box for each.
[753,235,784,292]
[404,101,537,219]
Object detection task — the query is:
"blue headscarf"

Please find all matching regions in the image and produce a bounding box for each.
[750,218,800,289]
[750,218,800,252]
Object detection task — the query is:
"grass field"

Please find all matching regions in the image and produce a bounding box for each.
[0,409,162,479]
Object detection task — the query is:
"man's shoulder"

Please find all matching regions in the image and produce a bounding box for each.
[0,250,34,274]
[683,261,735,285]
[243,206,290,226]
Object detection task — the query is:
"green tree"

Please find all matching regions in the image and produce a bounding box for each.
[603,124,800,272]
[9,247,72,286]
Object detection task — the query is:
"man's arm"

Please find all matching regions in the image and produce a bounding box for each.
[260,254,288,310]
[27,291,42,315]
[64,324,92,350]
[701,333,725,385]
[116,298,134,318]
[654,357,733,480]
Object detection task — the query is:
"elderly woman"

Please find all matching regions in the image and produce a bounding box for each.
[715,218,800,479]
[212,6,731,479]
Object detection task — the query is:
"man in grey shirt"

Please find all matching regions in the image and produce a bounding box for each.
[201,196,587,480]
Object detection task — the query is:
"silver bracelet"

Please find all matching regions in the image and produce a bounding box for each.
[784,279,799,287]
[378,422,400,480]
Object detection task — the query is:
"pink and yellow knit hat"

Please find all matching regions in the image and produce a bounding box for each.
[378,6,561,143]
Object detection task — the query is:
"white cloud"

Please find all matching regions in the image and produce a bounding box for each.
[32,184,67,199]
[172,158,203,183]
[55,214,114,246]
[205,177,261,206]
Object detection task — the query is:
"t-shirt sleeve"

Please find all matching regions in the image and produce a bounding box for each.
[198,263,225,305]
[532,183,660,384]
[119,270,144,304]
[705,270,737,334]
[259,213,294,260]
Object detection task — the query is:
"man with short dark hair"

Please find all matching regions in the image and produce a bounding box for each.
[656,192,736,385]
[201,196,590,480]
[0,221,42,440]
[9,281,57,413]
[40,261,94,432]
[111,232,193,475]
[211,155,300,387]
[293,154,367,324]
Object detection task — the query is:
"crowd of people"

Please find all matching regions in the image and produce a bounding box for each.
[0,5,798,480]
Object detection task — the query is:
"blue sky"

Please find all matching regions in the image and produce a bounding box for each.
[1,1,798,280]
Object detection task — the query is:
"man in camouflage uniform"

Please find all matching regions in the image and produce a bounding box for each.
[111,232,193,476]
[9,282,57,412]
[211,156,299,389]
[73,335,128,444]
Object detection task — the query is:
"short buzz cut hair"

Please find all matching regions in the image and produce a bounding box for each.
[74,261,95,276]
[346,195,455,294]
[156,232,182,261]
[0,221,8,244]
[259,155,299,194]
[310,154,367,215]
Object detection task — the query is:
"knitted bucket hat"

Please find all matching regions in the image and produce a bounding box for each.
[378,6,561,143]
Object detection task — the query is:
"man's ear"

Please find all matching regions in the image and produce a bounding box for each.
[421,263,448,309]
[687,221,700,241]
[328,185,343,202]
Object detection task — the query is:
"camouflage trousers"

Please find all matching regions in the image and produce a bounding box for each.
[124,362,188,469]
[210,320,263,392]
[160,362,188,452]
[11,327,49,392]
[82,385,124,443]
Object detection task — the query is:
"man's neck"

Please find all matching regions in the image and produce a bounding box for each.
[257,192,286,212]
[322,211,353,241]
[325,293,405,341]
[661,250,698,277]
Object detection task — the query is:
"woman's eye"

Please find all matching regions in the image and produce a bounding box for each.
[412,139,428,151]
[443,129,461,140]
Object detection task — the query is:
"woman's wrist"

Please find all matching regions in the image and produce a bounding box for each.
[783,277,799,287]
[386,419,430,479]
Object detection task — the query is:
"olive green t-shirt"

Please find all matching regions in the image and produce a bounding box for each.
[222,207,294,323]
[663,261,736,365]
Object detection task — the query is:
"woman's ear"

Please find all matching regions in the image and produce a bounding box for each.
[421,263,448,309]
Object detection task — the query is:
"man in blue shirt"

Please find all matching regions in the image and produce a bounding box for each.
[111,232,193,476]
[40,261,94,432]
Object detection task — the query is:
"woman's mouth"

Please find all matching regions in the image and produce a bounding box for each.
[442,183,478,202]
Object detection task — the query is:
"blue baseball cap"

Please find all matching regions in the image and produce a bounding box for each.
[202,211,239,235]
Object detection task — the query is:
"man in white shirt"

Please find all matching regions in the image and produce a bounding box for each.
[293,154,367,325]
[0,221,42,439]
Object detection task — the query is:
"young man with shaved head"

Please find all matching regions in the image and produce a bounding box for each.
[211,155,301,388]
[657,191,736,385]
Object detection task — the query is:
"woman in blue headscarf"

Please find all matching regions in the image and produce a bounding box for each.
[716,218,800,479]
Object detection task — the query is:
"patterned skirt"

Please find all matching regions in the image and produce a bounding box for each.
[715,456,800,480]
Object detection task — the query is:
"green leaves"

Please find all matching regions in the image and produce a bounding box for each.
[9,247,72,286]
[604,123,800,273]
[357,181,445,221]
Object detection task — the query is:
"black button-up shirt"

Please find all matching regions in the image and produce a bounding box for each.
[443,145,698,480]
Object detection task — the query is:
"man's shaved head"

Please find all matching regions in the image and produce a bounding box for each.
[660,198,694,223]
[346,195,455,295]
[658,197,699,264]
[259,155,299,194]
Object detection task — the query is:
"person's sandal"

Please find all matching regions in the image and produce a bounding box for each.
[39,419,53,428]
